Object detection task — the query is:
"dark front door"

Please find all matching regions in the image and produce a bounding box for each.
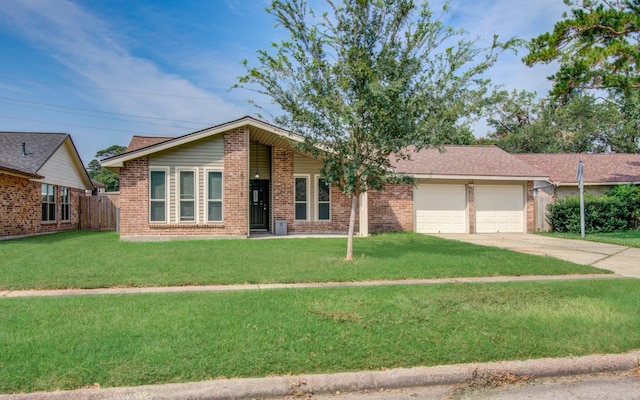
[250,179,269,230]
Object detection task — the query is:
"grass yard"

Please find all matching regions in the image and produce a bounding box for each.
[0,231,608,290]
[1,279,638,394]
[542,230,640,248]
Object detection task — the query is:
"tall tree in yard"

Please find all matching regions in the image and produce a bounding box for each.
[238,0,514,260]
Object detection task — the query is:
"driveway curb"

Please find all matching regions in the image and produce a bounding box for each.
[3,351,639,399]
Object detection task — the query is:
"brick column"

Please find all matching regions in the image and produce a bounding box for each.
[119,157,149,237]
[271,147,294,226]
[224,130,249,235]
[526,181,535,233]
[468,183,475,234]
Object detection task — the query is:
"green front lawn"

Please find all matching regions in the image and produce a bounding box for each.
[542,230,640,248]
[1,279,638,394]
[0,231,607,290]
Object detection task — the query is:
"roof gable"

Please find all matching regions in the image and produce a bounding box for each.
[102,116,304,168]
[0,131,93,188]
[0,132,67,174]
[393,146,548,179]
[515,153,640,184]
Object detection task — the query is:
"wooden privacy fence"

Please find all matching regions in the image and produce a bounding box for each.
[79,194,118,231]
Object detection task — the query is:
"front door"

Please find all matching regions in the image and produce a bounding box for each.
[250,179,269,230]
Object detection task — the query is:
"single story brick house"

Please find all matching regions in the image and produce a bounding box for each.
[102,116,548,240]
[0,132,94,238]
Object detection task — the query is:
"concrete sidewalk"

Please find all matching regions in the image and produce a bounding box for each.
[432,233,640,278]
[0,273,618,298]
[2,351,638,400]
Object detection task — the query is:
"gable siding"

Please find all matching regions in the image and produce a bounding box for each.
[35,140,91,190]
[149,136,224,223]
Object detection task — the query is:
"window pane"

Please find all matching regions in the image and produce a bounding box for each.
[295,203,307,220]
[42,203,47,220]
[208,172,222,200]
[180,171,194,200]
[48,204,56,221]
[48,185,55,203]
[150,201,165,222]
[318,179,330,201]
[295,177,307,201]
[41,184,47,202]
[208,202,222,222]
[150,171,165,200]
[318,203,330,220]
[180,201,194,221]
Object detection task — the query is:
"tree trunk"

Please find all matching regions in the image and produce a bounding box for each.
[345,193,358,261]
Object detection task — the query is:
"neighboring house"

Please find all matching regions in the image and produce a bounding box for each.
[102,116,547,240]
[0,132,94,238]
[516,153,640,231]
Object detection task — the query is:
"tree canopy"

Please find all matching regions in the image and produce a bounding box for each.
[88,145,126,192]
[485,90,630,153]
[237,0,513,259]
[524,0,640,97]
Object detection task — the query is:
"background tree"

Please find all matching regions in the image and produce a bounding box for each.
[524,0,640,97]
[486,91,625,153]
[87,145,126,192]
[237,0,514,260]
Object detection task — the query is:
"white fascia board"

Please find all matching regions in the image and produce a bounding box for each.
[557,181,640,187]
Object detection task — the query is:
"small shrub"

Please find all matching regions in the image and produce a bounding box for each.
[547,195,628,233]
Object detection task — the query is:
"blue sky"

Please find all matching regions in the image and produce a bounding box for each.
[0,0,567,163]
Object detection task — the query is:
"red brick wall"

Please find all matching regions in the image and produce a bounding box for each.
[1,173,83,238]
[368,183,413,232]
[223,130,249,235]
[272,147,357,233]
[119,157,150,237]
[118,131,251,239]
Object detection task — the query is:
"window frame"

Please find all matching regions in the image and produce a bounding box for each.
[149,167,169,223]
[41,183,56,222]
[176,168,198,223]
[205,169,224,223]
[294,174,310,221]
[315,175,331,221]
[60,187,70,222]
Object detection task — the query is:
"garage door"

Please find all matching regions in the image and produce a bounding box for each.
[414,184,466,233]
[475,185,524,233]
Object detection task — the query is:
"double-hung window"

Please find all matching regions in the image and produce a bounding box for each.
[41,184,56,222]
[60,187,70,221]
[207,171,223,222]
[149,169,167,222]
[316,176,331,221]
[178,170,196,222]
[294,175,309,221]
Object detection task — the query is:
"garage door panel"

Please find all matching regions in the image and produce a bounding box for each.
[414,184,467,233]
[475,185,524,233]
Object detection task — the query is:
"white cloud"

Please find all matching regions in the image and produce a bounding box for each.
[0,0,248,135]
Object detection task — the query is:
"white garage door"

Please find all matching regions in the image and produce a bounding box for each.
[414,184,466,233]
[475,185,524,233]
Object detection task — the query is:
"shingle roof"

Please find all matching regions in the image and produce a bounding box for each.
[392,146,547,178]
[0,132,68,175]
[126,135,174,152]
[515,153,640,184]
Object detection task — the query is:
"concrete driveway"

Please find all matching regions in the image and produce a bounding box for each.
[432,233,640,278]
